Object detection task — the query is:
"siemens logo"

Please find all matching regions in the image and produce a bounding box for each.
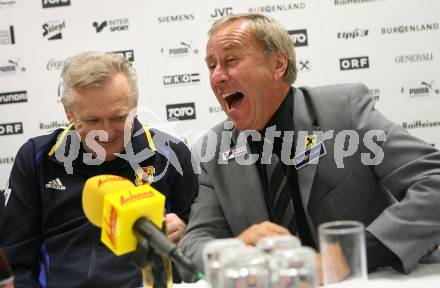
[158,14,195,24]
[0,122,23,136]
[166,103,196,120]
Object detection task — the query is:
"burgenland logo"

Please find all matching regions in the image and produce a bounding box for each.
[335,0,385,5]
[0,0,17,9]
[209,105,224,114]
[158,14,195,24]
[210,7,233,19]
[42,20,66,40]
[0,122,23,136]
[93,18,129,33]
[249,2,306,13]
[42,0,70,8]
[108,50,134,62]
[381,23,438,35]
[160,41,198,57]
[0,90,27,105]
[0,58,25,76]
[162,73,200,87]
[337,28,369,39]
[395,52,433,64]
[0,25,15,45]
[401,80,439,99]
[402,120,440,129]
[40,120,69,130]
[287,29,308,47]
[339,56,369,71]
[166,102,196,121]
[297,59,311,72]
[47,58,64,70]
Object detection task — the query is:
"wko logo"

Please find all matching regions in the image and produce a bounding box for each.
[210,7,233,19]
[0,58,25,76]
[42,0,70,8]
[0,122,23,136]
[166,102,196,121]
[163,73,200,87]
[108,50,134,62]
[340,56,369,70]
[287,29,308,47]
[93,18,129,33]
[42,20,66,40]
[0,90,27,105]
[337,28,369,39]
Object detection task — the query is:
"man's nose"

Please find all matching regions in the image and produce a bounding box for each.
[211,65,229,84]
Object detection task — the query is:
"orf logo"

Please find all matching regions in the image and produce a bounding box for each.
[339,56,369,70]
[166,102,196,121]
[288,29,308,47]
[42,0,70,8]
[0,122,23,136]
[135,166,155,185]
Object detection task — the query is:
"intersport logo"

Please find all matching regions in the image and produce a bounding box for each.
[42,0,70,8]
[166,102,196,121]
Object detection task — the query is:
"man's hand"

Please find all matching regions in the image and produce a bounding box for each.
[316,243,350,285]
[237,221,291,246]
[166,213,186,244]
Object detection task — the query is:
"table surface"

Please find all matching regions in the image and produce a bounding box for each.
[175,260,440,288]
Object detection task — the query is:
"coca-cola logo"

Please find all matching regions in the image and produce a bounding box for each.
[47,58,64,70]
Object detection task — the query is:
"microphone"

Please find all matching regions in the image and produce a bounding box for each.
[81,175,200,275]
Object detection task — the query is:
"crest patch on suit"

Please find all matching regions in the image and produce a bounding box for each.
[135,166,155,185]
[222,145,247,160]
[294,140,326,169]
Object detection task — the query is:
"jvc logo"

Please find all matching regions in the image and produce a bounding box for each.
[339,56,369,70]
[0,122,23,136]
[166,103,196,121]
[42,0,70,8]
[287,29,308,47]
[163,73,200,86]
[210,7,233,19]
[108,50,134,62]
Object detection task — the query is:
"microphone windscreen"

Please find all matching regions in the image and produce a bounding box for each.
[82,175,134,227]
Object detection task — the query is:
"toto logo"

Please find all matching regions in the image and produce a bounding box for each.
[339,56,369,70]
[42,0,70,8]
[166,102,196,121]
[287,29,308,47]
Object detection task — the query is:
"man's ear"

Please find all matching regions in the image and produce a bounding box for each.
[273,51,288,81]
[63,105,74,124]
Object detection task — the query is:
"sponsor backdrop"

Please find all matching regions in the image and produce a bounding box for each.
[0,0,439,187]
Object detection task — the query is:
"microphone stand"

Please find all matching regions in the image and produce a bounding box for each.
[133,236,171,288]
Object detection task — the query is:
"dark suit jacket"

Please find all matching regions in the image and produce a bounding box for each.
[180,83,440,280]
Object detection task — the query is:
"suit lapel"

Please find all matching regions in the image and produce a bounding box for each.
[293,88,320,210]
[225,128,269,226]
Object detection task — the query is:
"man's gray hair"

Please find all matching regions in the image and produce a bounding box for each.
[208,13,297,84]
[60,51,138,108]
